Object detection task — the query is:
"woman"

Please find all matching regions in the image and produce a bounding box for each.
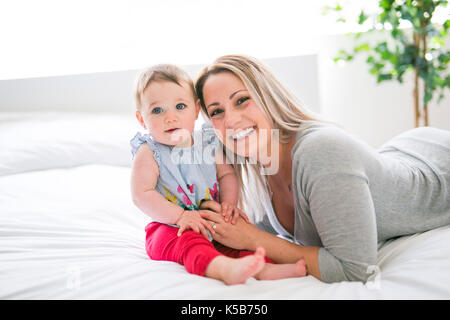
[195,54,450,283]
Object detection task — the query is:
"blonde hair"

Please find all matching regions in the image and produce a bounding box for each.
[195,54,320,223]
[134,64,196,110]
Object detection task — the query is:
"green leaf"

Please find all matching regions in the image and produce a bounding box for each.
[355,32,363,39]
[424,89,433,104]
[438,52,450,64]
[389,54,398,64]
[434,74,445,88]
[431,36,445,47]
[412,16,421,29]
[354,43,371,52]
[377,73,393,82]
[374,62,385,70]
[321,3,344,15]
[330,0,450,105]
[370,62,385,75]
[358,10,369,24]
[396,64,411,76]
[333,49,354,63]
[375,42,393,61]
[444,19,450,30]
[391,28,403,39]
[379,0,394,10]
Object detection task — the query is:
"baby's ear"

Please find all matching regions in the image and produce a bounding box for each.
[136,110,147,129]
[195,100,202,119]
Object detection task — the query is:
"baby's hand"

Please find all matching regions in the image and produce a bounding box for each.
[221,202,250,225]
[176,210,215,240]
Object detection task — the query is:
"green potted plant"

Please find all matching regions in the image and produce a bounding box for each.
[324,0,449,127]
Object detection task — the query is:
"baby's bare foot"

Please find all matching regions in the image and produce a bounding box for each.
[215,247,266,285]
[296,259,307,276]
[256,259,307,280]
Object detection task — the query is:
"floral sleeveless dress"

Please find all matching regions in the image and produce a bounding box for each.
[130,124,220,226]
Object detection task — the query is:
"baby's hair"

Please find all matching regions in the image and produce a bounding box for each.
[134,64,196,110]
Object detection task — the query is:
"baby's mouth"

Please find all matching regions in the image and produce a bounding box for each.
[165,128,180,133]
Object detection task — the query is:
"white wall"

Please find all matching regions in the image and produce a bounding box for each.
[318,31,450,147]
[1,40,449,149]
[0,55,320,116]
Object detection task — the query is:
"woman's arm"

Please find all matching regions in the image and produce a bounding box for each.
[200,201,321,280]
[292,126,379,283]
[131,144,183,224]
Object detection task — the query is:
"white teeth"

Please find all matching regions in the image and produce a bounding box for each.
[230,127,255,140]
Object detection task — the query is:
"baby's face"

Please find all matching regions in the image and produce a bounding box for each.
[138,80,199,146]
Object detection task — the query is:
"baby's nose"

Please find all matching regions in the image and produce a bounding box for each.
[165,112,179,124]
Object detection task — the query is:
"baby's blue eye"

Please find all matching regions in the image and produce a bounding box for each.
[152,107,163,114]
[176,103,186,110]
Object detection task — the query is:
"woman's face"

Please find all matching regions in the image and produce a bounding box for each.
[201,72,274,164]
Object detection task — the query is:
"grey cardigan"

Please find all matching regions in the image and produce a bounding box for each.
[257,122,450,283]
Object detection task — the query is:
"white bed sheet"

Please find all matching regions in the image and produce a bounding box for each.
[1,112,450,299]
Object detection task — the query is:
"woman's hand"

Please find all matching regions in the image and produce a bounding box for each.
[175,210,216,240]
[200,200,250,225]
[202,212,260,251]
[199,200,258,250]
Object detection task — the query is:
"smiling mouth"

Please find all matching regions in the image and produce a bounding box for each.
[165,128,180,133]
[229,127,256,141]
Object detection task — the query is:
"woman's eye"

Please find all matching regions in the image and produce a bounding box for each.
[236,97,249,105]
[176,103,186,110]
[210,109,223,117]
[152,107,163,114]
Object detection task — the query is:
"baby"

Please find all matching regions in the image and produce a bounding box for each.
[130,64,307,285]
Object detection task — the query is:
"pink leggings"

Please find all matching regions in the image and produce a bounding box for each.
[145,222,272,276]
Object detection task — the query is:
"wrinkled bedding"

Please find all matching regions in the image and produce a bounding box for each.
[1,113,449,299]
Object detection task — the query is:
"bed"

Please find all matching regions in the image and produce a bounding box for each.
[1,112,450,300]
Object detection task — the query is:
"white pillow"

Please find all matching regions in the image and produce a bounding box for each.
[0,112,142,176]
